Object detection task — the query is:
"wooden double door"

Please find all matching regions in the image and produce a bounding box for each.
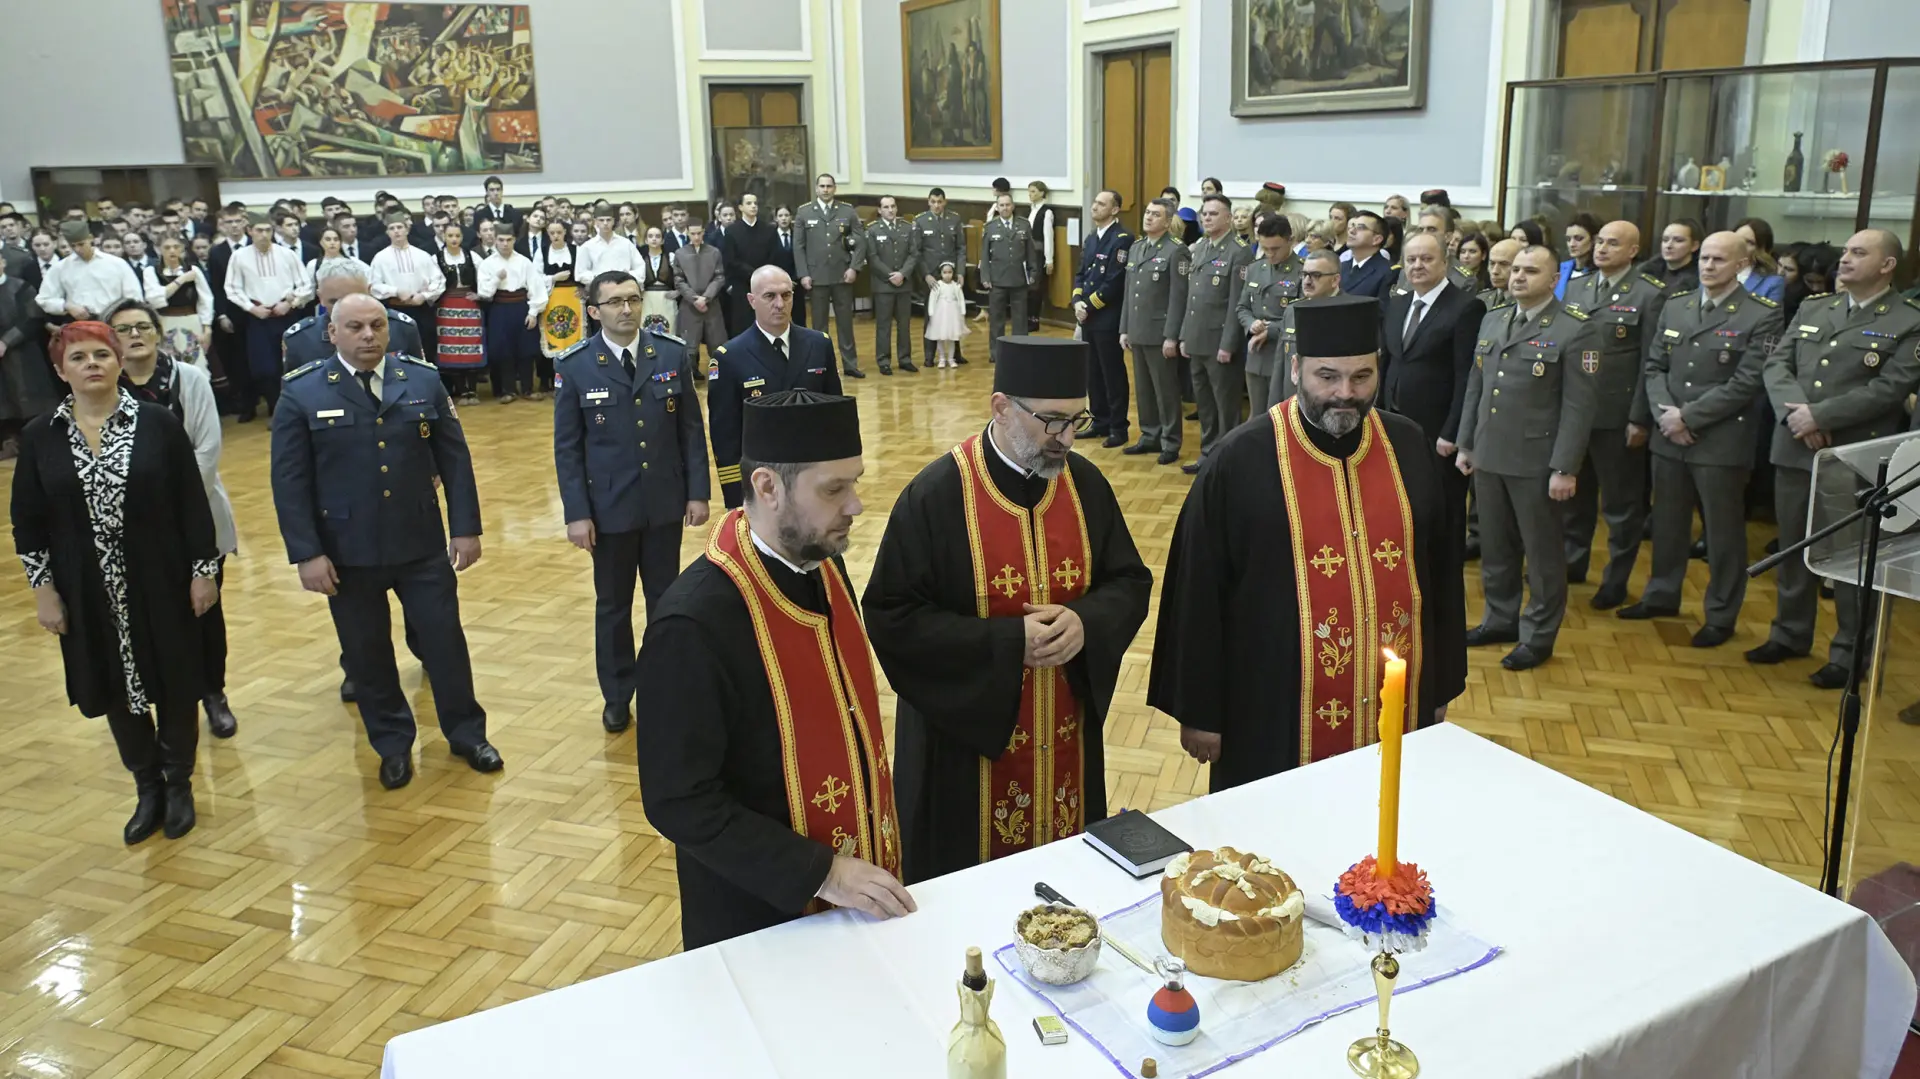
[1098,45,1172,236]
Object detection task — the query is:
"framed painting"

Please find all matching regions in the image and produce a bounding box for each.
[158,0,541,180]
[1231,0,1429,118]
[901,0,1002,161]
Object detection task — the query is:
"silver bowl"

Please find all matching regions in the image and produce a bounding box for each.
[1013,905,1103,985]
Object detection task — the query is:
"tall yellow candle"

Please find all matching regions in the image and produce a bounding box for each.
[1376,649,1407,880]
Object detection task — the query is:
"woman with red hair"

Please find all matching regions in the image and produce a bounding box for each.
[10,322,220,843]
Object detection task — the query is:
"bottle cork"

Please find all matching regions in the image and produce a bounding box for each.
[1141,1058,1158,1078]
[962,946,987,991]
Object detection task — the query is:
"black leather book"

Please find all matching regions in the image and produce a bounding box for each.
[1082,809,1192,878]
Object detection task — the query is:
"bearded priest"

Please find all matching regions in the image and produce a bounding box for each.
[635,389,915,949]
[864,336,1152,883]
[1148,295,1467,792]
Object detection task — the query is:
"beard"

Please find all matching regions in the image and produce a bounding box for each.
[999,417,1068,478]
[1298,386,1374,438]
[776,507,849,564]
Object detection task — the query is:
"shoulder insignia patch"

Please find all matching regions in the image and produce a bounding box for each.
[282,318,313,337]
[1640,273,1667,289]
[283,360,323,381]
[400,355,436,368]
[1905,296,1920,311]
[554,339,592,362]
[388,308,416,325]
[1390,262,1402,271]
[1752,294,1779,308]
[1564,306,1590,321]
[651,330,686,345]
[1487,298,1516,312]
[715,345,727,355]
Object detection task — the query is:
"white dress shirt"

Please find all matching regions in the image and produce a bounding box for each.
[477,251,550,313]
[334,353,383,399]
[579,234,641,278]
[37,250,144,316]
[224,243,313,310]
[1402,279,1448,338]
[367,244,446,305]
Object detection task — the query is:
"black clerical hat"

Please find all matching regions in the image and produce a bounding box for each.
[1293,295,1382,358]
[743,389,862,462]
[992,336,1088,400]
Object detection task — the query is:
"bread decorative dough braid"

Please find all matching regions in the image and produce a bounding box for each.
[1159,846,1305,981]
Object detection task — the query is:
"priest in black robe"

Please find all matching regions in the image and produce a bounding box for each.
[636,390,916,950]
[1148,296,1467,792]
[864,336,1152,883]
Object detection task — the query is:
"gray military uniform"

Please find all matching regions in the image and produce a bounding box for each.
[1263,303,1308,410]
[1762,290,1920,667]
[1560,270,1667,594]
[1230,251,1304,413]
[1179,232,1254,456]
[980,213,1032,363]
[1116,233,1191,451]
[793,199,866,369]
[1456,298,1602,652]
[1639,284,1782,629]
[865,217,918,369]
[913,209,966,363]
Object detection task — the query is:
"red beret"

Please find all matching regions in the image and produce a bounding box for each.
[1262,182,1287,196]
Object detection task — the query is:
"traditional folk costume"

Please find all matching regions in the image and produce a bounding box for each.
[1148,296,1467,792]
[151,263,212,371]
[539,241,583,391]
[865,337,1152,883]
[635,391,901,950]
[434,248,485,398]
[476,249,549,400]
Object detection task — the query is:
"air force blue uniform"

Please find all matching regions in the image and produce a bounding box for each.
[270,353,488,758]
[1073,222,1134,440]
[709,324,842,508]
[281,306,423,373]
[553,330,711,710]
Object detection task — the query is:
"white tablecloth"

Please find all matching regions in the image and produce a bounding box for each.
[381,725,1915,1079]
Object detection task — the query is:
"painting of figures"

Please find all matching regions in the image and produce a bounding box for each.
[901,0,1001,160]
[1232,0,1428,117]
[159,0,541,179]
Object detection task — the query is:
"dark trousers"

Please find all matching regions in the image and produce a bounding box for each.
[327,555,486,757]
[810,281,858,366]
[1564,431,1648,593]
[591,524,686,707]
[213,318,247,412]
[485,301,539,397]
[792,285,809,328]
[1026,270,1048,331]
[725,286,752,337]
[1085,327,1128,439]
[107,696,199,785]
[202,558,228,693]
[987,287,1027,362]
[1644,457,1748,628]
[243,313,295,413]
[872,291,913,367]
[389,303,438,366]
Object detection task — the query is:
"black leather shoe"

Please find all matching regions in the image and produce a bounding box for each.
[1590,584,1628,610]
[1501,644,1552,671]
[340,677,357,703]
[236,410,256,423]
[1690,537,1708,560]
[1464,624,1520,648]
[1809,663,1849,690]
[878,364,893,375]
[843,367,866,379]
[1185,410,1200,421]
[1464,541,1481,562]
[124,778,164,845]
[1180,461,1201,475]
[378,754,413,790]
[1744,640,1808,665]
[162,781,195,839]
[1102,433,1128,448]
[203,693,238,739]
[1123,441,1155,455]
[898,360,918,373]
[1764,536,1779,556]
[1899,700,1920,726]
[1567,567,1589,584]
[1691,625,1735,648]
[1617,602,1680,620]
[1157,450,1180,466]
[451,740,505,773]
[602,703,632,733]
[954,354,968,365]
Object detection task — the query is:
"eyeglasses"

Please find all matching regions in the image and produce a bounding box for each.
[1011,398,1094,437]
[1301,270,1340,282]
[593,296,643,312]
[111,322,157,337]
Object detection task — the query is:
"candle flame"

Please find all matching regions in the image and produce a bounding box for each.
[1382,647,1400,662]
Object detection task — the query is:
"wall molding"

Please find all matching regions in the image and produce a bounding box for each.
[829,0,850,179]
[1082,31,1181,215]
[1214,181,1495,210]
[699,0,812,61]
[1083,0,1179,23]
[860,171,1075,190]
[1799,0,1831,60]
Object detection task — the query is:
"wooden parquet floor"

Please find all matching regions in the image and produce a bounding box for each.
[2,317,1917,1077]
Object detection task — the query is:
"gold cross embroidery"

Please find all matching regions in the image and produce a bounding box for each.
[811,774,849,815]
[991,564,1025,598]
[1007,727,1031,753]
[1057,716,1077,743]
[1372,538,1404,571]
[1316,698,1351,730]
[1311,544,1346,579]
[1053,557,1082,591]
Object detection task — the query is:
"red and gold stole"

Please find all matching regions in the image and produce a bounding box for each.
[1272,399,1423,766]
[952,433,1093,863]
[706,509,903,881]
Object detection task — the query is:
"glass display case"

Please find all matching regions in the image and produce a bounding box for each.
[1500,76,1658,241]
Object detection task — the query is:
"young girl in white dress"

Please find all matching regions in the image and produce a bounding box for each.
[924,261,969,368]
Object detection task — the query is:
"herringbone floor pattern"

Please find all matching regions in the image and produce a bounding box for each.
[1,318,1915,1077]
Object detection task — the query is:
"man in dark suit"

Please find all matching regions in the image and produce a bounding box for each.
[1073,188,1133,446]
[476,176,522,238]
[204,207,251,412]
[710,265,842,508]
[661,205,691,255]
[723,193,778,337]
[553,270,710,733]
[769,206,805,328]
[269,294,500,790]
[1341,211,1396,304]
[1382,232,1487,565]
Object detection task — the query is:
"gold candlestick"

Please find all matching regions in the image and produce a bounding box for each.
[1347,951,1419,1078]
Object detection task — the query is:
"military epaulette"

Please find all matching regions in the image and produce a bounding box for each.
[1667,285,1695,299]
[651,330,686,346]
[1392,287,1410,296]
[283,360,323,381]
[1904,296,1920,311]
[282,317,314,337]
[1752,294,1779,308]
[551,338,592,363]
[399,355,436,368]
[1486,297,1516,311]
[1390,262,1402,272]
[389,308,416,325]
[1234,236,1249,247]
[1563,306,1590,321]
[1639,273,1667,289]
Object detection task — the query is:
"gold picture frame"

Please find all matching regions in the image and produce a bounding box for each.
[1699,165,1727,192]
[900,0,1002,161]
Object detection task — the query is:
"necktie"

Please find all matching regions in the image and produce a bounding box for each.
[773,336,787,363]
[1403,297,1425,348]
[782,233,791,251]
[354,368,379,408]
[620,348,635,380]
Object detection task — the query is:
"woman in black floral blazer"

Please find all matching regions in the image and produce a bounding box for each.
[10,321,220,844]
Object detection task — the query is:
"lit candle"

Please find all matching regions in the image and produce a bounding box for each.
[1376,649,1407,880]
